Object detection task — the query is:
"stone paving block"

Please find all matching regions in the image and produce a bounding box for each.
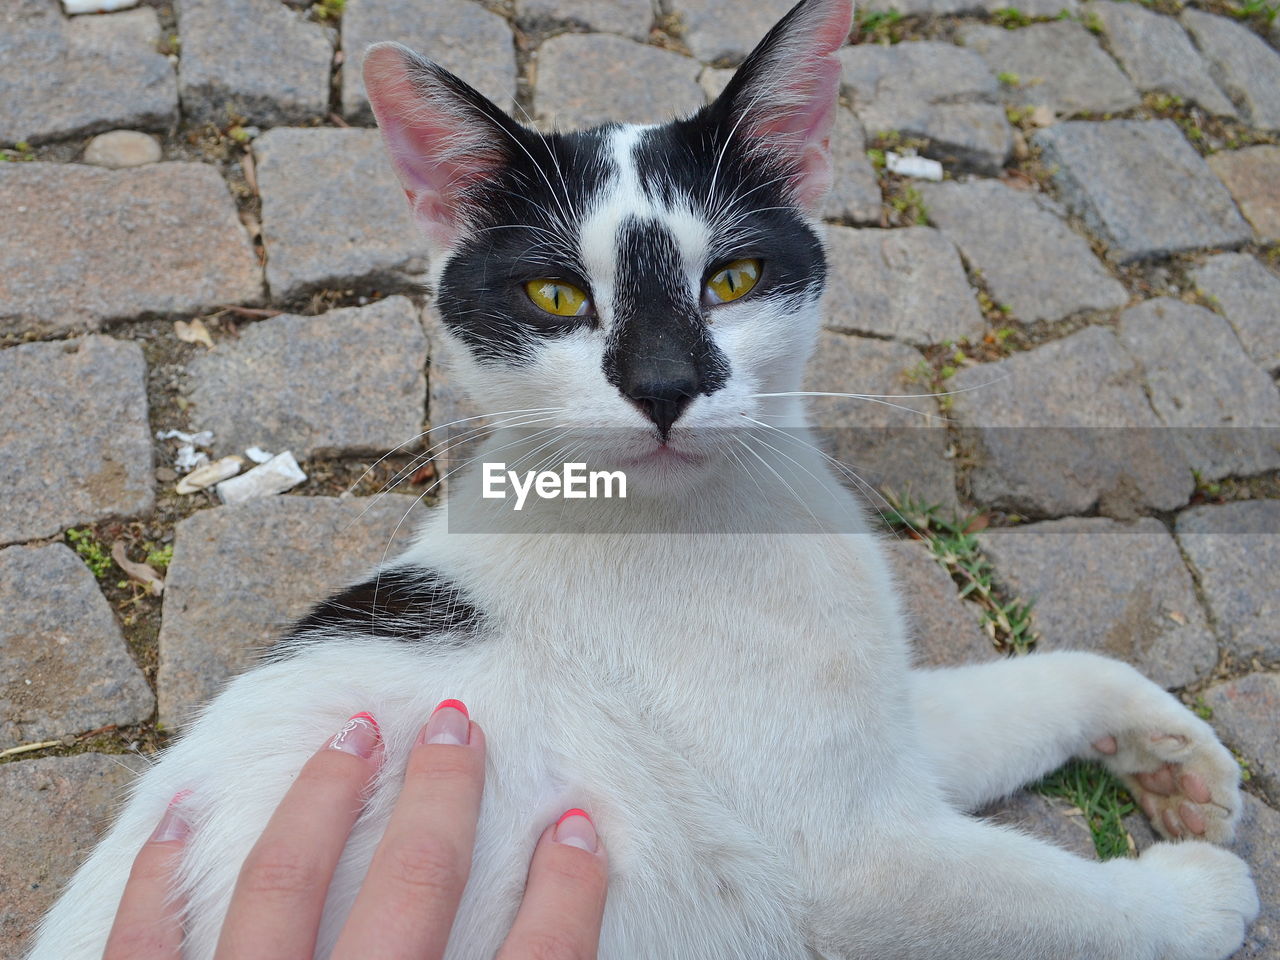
[838,42,1012,174]
[517,0,652,40]
[950,326,1194,517]
[341,0,516,121]
[157,495,429,727]
[0,163,263,335]
[0,337,153,546]
[670,0,795,64]
[82,129,161,168]
[698,66,733,103]
[1032,120,1252,263]
[1086,2,1235,118]
[981,791,1098,859]
[804,331,959,512]
[1192,253,1280,373]
[187,297,427,460]
[0,754,146,959]
[823,106,881,225]
[920,179,1128,324]
[420,303,486,485]
[979,517,1216,688]
[1176,501,1280,664]
[1208,146,1280,244]
[0,1,176,145]
[177,0,333,126]
[1204,673,1280,800]
[0,544,154,748]
[959,22,1140,120]
[1117,299,1280,481]
[1234,794,1280,958]
[535,34,703,129]
[823,225,985,346]
[254,128,429,302]
[885,539,992,667]
[1182,9,1280,131]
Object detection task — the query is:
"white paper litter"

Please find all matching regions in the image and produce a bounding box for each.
[885,151,944,182]
[174,446,209,472]
[216,451,307,504]
[157,429,215,474]
[176,455,244,495]
[156,429,214,445]
[62,0,138,12]
[245,446,274,464]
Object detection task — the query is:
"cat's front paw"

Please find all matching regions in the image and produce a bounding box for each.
[1091,700,1241,844]
[1138,842,1258,960]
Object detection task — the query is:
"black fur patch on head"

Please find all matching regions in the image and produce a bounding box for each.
[281,566,483,647]
[435,126,617,364]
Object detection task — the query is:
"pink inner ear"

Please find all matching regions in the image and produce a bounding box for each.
[364,44,503,249]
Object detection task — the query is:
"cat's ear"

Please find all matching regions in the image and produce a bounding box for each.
[364,42,519,250]
[709,0,853,212]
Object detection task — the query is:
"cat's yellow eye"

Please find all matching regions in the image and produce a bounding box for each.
[705,258,761,305]
[525,279,590,317]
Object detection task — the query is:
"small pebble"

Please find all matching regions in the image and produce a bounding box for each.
[83,130,162,169]
[155,467,177,483]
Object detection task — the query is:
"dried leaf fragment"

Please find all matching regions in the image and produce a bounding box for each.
[174,318,214,348]
[111,541,165,595]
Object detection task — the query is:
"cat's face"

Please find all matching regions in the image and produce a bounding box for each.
[366,0,852,491]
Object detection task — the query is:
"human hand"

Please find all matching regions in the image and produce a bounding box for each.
[103,700,608,959]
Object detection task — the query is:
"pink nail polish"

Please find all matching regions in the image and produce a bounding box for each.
[418,699,470,746]
[327,712,382,759]
[150,790,192,843]
[553,808,598,853]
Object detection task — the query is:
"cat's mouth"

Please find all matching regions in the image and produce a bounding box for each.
[617,440,706,469]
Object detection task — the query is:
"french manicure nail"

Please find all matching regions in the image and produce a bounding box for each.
[554,808,598,853]
[150,790,192,843]
[327,712,382,759]
[420,699,470,746]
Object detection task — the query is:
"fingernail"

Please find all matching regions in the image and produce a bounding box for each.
[419,699,470,746]
[554,808,597,853]
[327,711,382,759]
[150,790,192,843]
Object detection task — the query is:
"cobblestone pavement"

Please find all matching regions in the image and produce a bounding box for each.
[2,0,1279,954]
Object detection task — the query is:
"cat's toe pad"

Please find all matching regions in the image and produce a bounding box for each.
[1093,726,1241,845]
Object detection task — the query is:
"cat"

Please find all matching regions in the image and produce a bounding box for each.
[30,1,1259,957]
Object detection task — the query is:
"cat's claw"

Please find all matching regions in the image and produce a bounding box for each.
[1091,715,1242,845]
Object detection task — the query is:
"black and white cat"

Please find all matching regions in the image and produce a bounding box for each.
[32,1,1259,957]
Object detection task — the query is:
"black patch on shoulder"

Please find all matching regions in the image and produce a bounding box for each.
[284,567,484,646]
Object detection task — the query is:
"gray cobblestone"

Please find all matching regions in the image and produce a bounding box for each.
[341,0,516,121]
[1204,673,1280,800]
[535,34,703,129]
[177,0,334,126]
[0,163,263,334]
[1208,146,1280,244]
[920,178,1129,324]
[1085,2,1236,117]
[670,0,795,64]
[0,336,153,546]
[980,517,1216,688]
[0,754,147,959]
[960,22,1140,120]
[839,42,1012,174]
[1191,253,1280,373]
[1234,794,1280,958]
[158,496,428,727]
[824,107,882,225]
[253,128,429,301]
[886,539,991,667]
[0,1,176,145]
[187,297,427,460]
[1032,120,1252,262]
[0,544,154,748]
[804,331,959,512]
[1176,500,1280,664]
[1182,9,1280,131]
[1117,298,1280,481]
[950,326,1194,517]
[823,225,985,346]
[517,0,653,40]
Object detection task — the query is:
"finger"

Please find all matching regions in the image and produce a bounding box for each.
[497,810,609,960]
[333,700,485,960]
[214,712,383,960]
[103,792,192,960]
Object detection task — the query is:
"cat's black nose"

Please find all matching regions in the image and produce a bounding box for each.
[619,369,698,439]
